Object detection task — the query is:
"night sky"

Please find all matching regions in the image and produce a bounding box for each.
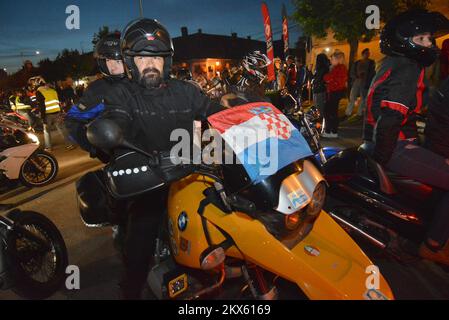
[0,0,301,73]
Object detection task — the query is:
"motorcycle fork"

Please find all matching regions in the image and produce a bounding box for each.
[1,216,52,253]
[28,155,45,172]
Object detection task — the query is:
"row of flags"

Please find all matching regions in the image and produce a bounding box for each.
[261,2,290,82]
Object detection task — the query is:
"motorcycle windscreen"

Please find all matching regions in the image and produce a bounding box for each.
[208,102,312,183]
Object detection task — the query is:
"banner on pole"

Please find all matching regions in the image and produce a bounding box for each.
[282,3,289,57]
[261,2,275,82]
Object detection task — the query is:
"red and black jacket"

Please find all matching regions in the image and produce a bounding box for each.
[364,56,427,165]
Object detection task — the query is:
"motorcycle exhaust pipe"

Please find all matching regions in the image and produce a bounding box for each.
[329,211,387,249]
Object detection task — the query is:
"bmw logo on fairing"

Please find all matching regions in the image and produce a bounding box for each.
[177,211,188,231]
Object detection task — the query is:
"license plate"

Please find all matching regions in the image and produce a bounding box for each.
[168,273,188,298]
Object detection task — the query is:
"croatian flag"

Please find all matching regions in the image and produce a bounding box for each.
[208,102,312,183]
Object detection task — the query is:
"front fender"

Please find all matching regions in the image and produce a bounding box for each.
[0,144,39,179]
[204,208,394,300]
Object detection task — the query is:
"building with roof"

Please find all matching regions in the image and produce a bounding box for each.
[172,27,289,79]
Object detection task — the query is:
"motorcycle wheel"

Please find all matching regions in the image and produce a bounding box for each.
[6,210,68,299]
[19,150,58,187]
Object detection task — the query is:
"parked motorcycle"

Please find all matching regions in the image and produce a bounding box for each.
[287,93,444,260]
[0,104,44,133]
[0,121,58,187]
[206,77,229,101]
[0,209,68,299]
[322,145,445,259]
[0,109,29,130]
[78,103,394,300]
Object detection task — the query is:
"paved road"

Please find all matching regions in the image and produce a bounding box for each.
[1,121,449,300]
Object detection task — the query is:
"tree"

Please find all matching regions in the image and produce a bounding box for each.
[292,0,430,68]
[396,0,431,12]
[92,26,110,48]
[92,26,120,49]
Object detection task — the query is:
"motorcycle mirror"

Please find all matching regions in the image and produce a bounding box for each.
[86,119,124,150]
[87,118,160,166]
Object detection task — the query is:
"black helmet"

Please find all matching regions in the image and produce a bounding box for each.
[121,18,174,81]
[380,10,449,67]
[94,33,125,79]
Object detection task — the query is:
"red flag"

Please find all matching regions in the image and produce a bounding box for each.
[282,4,289,57]
[261,2,275,82]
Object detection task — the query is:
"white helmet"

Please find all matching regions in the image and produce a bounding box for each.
[28,76,46,89]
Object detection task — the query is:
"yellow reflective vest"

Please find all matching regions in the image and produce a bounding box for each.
[14,96,32,111]
[8,95,16,107]
[37,86,61,114]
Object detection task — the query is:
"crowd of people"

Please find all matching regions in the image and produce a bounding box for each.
[0,76,81,150]
[169,48,368,140]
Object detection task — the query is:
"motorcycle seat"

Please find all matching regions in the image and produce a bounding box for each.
[357,143,436,198]
[357,144,397,195]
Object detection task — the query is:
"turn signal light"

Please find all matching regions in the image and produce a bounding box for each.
[200,246,225,270]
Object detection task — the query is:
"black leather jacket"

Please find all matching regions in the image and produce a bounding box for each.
[100,79,224,154]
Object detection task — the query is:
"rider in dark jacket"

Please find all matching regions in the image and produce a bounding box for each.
[95,18,223,299]
[364,10,449,265]
[364,54,426,163]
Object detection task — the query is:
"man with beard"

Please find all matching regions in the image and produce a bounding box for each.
[95,18,223,299]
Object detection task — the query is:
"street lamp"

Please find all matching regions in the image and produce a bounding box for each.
[36,51,40,55]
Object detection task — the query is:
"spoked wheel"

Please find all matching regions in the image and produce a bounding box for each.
[6,211,68,299]
[19,150,58,187]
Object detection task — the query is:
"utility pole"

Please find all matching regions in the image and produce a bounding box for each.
[139,0,144,17]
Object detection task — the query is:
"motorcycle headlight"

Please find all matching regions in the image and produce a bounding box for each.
[305,182,326,217]
[27,133,39,145]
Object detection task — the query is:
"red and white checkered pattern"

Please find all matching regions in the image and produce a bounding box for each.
[258,112,291,140]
